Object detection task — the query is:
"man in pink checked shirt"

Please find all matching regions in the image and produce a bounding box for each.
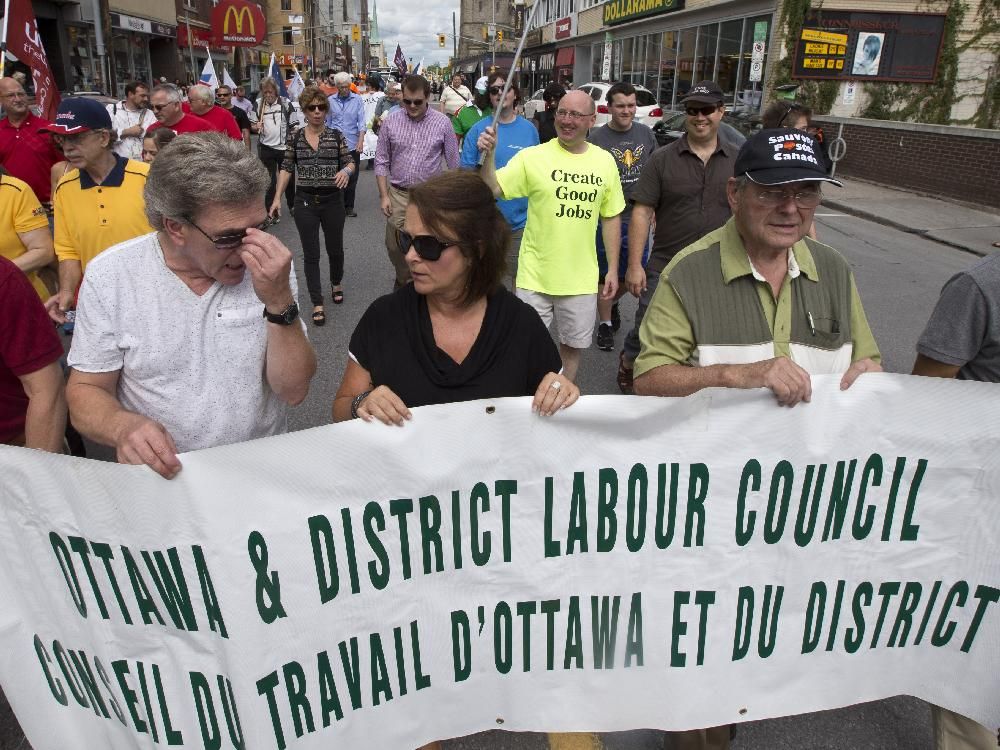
[374,74,459,288]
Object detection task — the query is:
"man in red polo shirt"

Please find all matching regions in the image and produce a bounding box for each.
[0,256,66,451]
[0,77,63,206]
[181,84,243,140]
[145,83,213,136]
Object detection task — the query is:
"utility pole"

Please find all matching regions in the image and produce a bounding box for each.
[491,0,496,65]
[452,12,457,61]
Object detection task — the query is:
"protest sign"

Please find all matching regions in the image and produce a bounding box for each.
[0,375,997,749]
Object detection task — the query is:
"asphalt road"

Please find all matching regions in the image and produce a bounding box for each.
[1,171,980,750]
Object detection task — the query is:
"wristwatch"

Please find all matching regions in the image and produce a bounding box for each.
[263,302,299,325]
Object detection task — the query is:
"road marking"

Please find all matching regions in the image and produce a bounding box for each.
[548,733,604,750]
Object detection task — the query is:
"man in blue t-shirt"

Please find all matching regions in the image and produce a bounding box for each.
[461,71,538,288]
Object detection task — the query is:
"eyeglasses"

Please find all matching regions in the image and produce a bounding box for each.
[752,187,823,208]
[305,104,328,112]
[187,217,274,250]
[398,230,455,261]
[685,105,720,117]
[152,102,175,111]
[777,103,805,128]
[488,85,505,95]
[52,130,102,147]
[402,98,425,107]
[555,108,591,121]
[217,92,232,97]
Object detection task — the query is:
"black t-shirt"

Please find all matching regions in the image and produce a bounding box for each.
[349,284,561,408]
[534,109,558,144]
[225,105,251,133]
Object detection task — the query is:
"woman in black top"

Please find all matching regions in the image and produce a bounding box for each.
[533,82,566,144]
[270,85,354,325]
[332,170,580,425]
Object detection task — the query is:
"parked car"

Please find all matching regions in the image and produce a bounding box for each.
[523,88,547,120]
[62,91,117,105]
[576,81,664,127]
[652,109,759,148]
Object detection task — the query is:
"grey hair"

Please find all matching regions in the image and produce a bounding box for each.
[144,132,269,229]
[387,82,401,93]
[150,83,182,103]
[333,72,352,86]
[259,77,278,94]
[732,175,749,191]
[187,84,214,104]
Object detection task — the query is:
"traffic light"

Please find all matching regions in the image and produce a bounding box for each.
[352,24,360,41]
[482,25,488,40]
[438,33,446,47]
[496,29,504,42]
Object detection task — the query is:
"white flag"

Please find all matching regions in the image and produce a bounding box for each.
[198,52,218,92]
[222,66,238,91]
[287,65,305,101]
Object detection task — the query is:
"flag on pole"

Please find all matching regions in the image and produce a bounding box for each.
[2,0,60,121]
[287,65,305,101]
[268,53,289,98]
[412,59,424,75]
[393,44,407,75]
[199,53,218,91]
[222,66,238,91]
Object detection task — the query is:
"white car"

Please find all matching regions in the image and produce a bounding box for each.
[523,88,546,120]
[576,82,664,127]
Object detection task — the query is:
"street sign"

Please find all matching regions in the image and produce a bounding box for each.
[601,41,612,80]
[752,41,765,55]
[749,60,763,82]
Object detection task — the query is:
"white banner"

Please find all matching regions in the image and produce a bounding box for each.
[1,375,998,749]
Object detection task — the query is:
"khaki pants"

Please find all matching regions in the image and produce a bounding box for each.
[384,184,411,287]
[933,705,997,749]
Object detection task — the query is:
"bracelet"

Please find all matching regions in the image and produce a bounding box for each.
[350,390,372,419]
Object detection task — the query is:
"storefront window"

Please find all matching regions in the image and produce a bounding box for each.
[612,40,622,81]
[717,19,743,104]
[659,31,677,107]
[620,37,635,82]
[644,32,661,94]
[675,27,696,101]
[67,26,100,91]
[695,23,719,81]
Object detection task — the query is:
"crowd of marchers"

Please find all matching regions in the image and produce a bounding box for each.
[1,67,998,750]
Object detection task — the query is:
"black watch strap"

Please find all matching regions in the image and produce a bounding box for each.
[263,302,299,325]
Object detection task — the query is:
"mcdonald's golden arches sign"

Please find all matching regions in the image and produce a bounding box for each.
[211,0,266,46]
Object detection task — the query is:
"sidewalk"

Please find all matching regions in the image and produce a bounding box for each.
[821,177,1000,256]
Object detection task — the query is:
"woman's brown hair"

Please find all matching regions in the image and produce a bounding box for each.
[408,170,509,306]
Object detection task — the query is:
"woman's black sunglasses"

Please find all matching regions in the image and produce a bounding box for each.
[397,229,454,261]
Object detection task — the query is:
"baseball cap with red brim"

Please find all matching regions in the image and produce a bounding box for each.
[38,97,113,135]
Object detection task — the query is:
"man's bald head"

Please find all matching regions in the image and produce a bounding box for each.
[0,77,29,120]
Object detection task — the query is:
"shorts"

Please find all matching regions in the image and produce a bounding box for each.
[597,211,649,282]
[516,289,597,349]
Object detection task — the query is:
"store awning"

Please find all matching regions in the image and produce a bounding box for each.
[555,47,574,66]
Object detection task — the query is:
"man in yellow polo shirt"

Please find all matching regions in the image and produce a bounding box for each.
[0,172,54,300]
[634,127,881,410]
[41,98,151,324]
[477,89,625,380]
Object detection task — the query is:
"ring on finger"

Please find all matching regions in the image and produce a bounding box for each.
[550,380,561,391]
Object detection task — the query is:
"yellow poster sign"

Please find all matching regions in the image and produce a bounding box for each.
[803,57,828,69]
[801,28,849,46]
[804,43,828,54]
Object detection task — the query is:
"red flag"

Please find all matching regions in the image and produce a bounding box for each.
[4,0,61,121]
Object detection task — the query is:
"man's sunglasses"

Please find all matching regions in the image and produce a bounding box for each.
[305,104,328,112]
[402,98,425,106]
[188,217,274,250]
[398,230,455,261]
[152,103,174,111]
[685,105,720,117]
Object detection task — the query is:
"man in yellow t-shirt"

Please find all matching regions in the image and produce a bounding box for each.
[0,173,54,300]
[40,97,152,324]
[477,89,625,380]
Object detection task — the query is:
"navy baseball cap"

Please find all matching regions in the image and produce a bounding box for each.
[680,81,724,105]
[735,128,842,186]
[39,97,113,135]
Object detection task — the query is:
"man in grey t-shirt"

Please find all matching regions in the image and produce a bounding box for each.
[587,81,659,352]
[913,252,1000,382]
[912,254,999,750]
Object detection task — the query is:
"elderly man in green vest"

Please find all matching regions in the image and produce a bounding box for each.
[634,127,881,408]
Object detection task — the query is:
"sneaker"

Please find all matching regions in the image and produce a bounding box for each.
[611,302,621,332]
[596,322,614,351]
[617,350,634,394]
